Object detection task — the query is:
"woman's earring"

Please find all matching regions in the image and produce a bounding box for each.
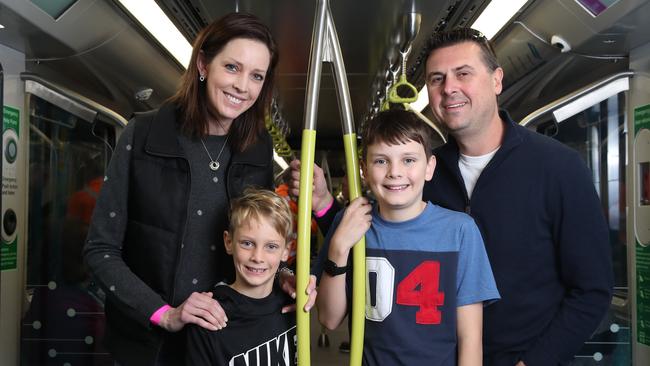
[199,74,205,82]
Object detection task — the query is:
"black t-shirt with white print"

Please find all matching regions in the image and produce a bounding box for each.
[186,284,296,366]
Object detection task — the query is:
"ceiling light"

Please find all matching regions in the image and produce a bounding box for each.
[411,86,429,112]
[0,24,4,29]
[553,77,629,122]
[117,0,191,68]
[471,0,528,39]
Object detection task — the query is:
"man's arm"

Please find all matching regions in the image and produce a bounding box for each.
[457,303,482,366]
[521,150,613,365]
[288,159,339,234]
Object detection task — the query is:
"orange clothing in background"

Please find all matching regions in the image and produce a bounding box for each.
[67,177,103,225]
[275,184,318,266]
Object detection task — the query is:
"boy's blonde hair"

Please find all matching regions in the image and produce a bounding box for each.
[228,188,293,241]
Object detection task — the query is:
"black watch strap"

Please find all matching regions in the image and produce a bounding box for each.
[324,258,348,276]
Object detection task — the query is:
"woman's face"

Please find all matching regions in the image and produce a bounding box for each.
[198,38,271,127]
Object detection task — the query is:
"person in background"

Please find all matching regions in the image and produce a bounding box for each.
[84,13,314,366]
[295,27,613,366]
[275,181,318,268]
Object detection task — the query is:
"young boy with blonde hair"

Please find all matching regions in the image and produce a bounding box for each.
[186,188,299,365]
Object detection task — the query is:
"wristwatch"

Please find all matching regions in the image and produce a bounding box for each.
[323,259,349,277]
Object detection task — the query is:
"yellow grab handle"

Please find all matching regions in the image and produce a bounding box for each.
[388,74,418,104]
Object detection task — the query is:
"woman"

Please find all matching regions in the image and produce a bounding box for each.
[85,13,312,365]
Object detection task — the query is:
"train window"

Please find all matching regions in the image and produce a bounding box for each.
[535,91,630,365]
[21,93,116,365]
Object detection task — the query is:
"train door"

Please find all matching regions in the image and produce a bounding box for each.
[17,77,122,365]
[522,72,634,365]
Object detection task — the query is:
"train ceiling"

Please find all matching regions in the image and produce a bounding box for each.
[1,0,650,171]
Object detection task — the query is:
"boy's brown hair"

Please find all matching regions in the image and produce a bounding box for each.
[361,109,434,160]
[228,188,292,241]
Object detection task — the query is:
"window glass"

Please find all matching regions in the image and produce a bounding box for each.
[21,93,116,365]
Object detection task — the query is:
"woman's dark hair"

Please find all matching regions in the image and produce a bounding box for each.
[169,12,278,153]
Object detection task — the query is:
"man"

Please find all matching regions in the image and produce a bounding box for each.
[420,27,612,366]
[293,27,613,366]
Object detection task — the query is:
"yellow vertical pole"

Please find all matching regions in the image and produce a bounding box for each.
[299,1,365,364]
[296,129,316,366]
[342,133,365,365]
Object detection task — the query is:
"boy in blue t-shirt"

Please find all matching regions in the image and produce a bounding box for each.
[317,109,500,366]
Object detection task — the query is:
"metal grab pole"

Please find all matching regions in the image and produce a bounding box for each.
[296,1,328,365]
[325,11,365,366]
[297,0,365,365]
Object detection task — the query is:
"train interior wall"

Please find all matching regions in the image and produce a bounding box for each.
[1,42,27,366]
[629,40,650,365]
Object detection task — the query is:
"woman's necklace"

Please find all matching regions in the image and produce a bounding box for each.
[200,133,230,172]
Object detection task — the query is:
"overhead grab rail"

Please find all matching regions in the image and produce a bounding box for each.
[388,47,418,104]
[21,73,128,128]
[520,71,634,128]
[297,0,365,365]
[266,100,294,160]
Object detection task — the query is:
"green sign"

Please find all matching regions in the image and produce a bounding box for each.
[635,104,650,346]
[1,237,18,271]
[1,105,19,271]
[3,105,19,136]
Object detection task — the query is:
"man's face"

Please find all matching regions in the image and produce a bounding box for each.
[425,41,503,139]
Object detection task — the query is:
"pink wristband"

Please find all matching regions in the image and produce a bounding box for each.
[149,305,171,326]
[314,199,334,218]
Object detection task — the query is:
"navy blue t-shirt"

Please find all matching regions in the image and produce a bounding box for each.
[321,202,500,366]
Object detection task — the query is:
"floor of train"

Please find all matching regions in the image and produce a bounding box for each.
[309,311,349,365]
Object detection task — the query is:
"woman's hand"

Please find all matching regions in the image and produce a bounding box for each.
[278,271,317,313]
[159,291,227,332]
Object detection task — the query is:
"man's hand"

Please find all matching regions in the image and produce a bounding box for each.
[159,292,227,332]
[289,159,333,213]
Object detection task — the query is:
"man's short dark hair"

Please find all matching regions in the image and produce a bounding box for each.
[362,109,434,160]
[424,28,500,72]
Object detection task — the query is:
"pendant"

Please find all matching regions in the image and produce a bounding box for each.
[209,161,220,171]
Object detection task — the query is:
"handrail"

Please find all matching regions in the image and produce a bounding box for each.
[388,47,418,104]
[21,72,128,127]
[297,0,365,365]
[520,71,634,128]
